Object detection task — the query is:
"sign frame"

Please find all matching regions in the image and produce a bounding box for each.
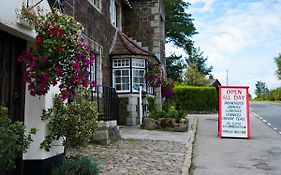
[218,86,250,139]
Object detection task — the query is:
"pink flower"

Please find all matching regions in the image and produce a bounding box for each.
[54,66,62,76]
[82,81,89,88]
[28,61,35,68]
[35,36,44,45]
[17,55,24,62]
[72,63,80,72]
[41,55,47,62]
[32,55,38,61]
[52,79,57,86]
[90,54,95,64]
[92,80,96,87]
[39,84,47,93]
[73,75,81,83]
[43,72,49,79]
[60,90,68,100]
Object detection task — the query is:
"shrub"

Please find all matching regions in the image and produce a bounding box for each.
[148,110,167,120]
[52,156,99,175]
[40,89,98,152]
[173,85,218,112]
[0,106,37,171]
[146,96,158,112]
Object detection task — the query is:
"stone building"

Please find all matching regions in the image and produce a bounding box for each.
[0,0,165,174]
[63,0,166,125]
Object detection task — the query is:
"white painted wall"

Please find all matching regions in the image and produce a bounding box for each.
[0,0,64,160]
[0,0,50,41]
[23,85,64,160]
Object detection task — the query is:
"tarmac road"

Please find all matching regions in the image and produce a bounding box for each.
[250,101,281,135]
[192,114,281,175]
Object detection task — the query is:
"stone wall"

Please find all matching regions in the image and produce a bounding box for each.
[92,120,120,145]
[64,0,118,86]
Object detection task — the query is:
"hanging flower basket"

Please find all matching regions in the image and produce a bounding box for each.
[17,8,95,100]
[145,64,163,88]
[161,79,175,99]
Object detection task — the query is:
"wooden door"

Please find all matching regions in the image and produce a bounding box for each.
[0,30,26,175]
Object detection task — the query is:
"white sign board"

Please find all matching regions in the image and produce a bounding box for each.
[218,86,250,138]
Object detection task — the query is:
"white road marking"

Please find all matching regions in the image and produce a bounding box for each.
[279,132,281,135]
[267,123,271,126]
[273,128,277,130]
[263,119,267,123]
[259,117,263,120]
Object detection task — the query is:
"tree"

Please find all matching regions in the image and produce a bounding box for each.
[184,64,207,86]
[186,47,213,76]
[255,81,269,99]
[275,53,281,80]
[166,54,186,82]
[164,0,197,53]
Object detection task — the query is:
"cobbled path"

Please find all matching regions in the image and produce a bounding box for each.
[73,139,187,175]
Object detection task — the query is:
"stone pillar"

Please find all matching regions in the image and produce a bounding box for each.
[126,96,139,125]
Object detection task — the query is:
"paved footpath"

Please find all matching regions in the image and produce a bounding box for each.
[73,119,195,175]
[192,114,281,175]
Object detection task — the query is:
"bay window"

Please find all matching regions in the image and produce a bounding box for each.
[112,58,152,94]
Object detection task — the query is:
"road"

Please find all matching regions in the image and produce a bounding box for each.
[250,101,281,135]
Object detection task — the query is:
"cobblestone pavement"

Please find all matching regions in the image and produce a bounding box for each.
[74,139,187,175]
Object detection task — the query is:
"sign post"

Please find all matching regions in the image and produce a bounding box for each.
[218,86,250,139]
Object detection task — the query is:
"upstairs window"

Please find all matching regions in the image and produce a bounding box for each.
[89,0,102,11]
[110,0,121,29]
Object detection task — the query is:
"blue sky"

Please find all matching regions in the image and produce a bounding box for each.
[166,0,281,96]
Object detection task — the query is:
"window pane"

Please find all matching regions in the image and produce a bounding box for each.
[116,84,121,90]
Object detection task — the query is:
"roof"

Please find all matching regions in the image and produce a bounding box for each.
[205,79,221,87]
[111,32,159,63]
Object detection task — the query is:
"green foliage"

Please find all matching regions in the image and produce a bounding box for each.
[166,54,186,82]
[254,81,269,99]
[255,87,281,101]
[173,85,218,112]
[52,156,99,175]
[275,53,281,80]
[0,106,37,171]
[164,0,197,53]
[40,89,98,152]
[148,102,186,120]
[186,47,213,76]
[146,96,158,112]
[184,65,207,86]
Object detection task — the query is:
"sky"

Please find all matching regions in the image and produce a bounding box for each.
[166,0,281,96]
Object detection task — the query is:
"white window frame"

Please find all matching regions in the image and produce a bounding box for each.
[132,69,146,92]
[113,59,130,68]
[88,0,102,12]
[110,0,117,27]
[112,69,130,92]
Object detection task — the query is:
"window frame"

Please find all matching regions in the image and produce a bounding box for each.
[88,0,102,12]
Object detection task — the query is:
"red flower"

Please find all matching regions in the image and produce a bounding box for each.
[72,63,80,72]
[58,47,65,52]
[35,36,44,45]
[41,55,47,62]
[82,81,89,88]
[73,75,81,83]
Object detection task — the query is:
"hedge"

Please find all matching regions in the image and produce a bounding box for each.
[173,85,218,113]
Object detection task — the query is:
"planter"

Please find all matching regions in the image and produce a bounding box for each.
[142,118,188,132]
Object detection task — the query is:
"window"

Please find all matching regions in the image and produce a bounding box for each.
[89,0,102,11]
[110,0,116,26]
[132,59,145,68]
[112,58,149,93]
[132,69,146,92]
[113,69,130,92]
[113,59,130,68]
[90,59,96,91]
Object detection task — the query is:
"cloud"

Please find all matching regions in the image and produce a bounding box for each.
[188,0,216,13]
